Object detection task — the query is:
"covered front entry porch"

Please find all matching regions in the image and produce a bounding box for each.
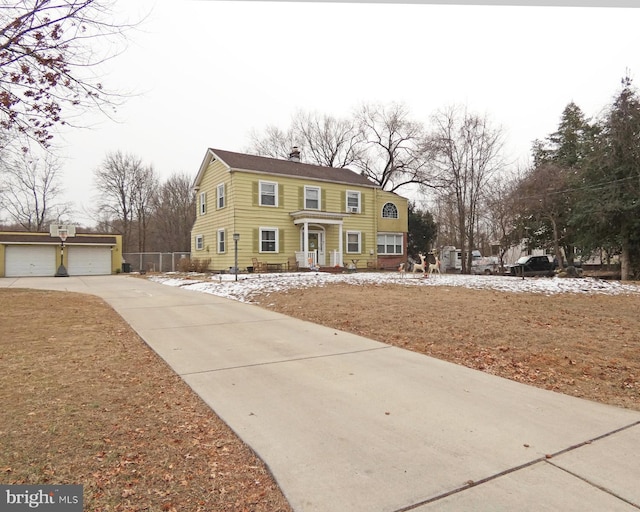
[290,211,347,269]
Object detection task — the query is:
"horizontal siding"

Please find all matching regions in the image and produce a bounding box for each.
[376,190,408,232]
[191,168,408,270]
[191,158,230,257]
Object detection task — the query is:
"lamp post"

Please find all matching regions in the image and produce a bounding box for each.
[233,233,240,282]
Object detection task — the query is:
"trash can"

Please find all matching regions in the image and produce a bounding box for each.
[122,262,132,273]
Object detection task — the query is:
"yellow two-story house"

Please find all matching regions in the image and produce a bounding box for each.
[190,148,408,271]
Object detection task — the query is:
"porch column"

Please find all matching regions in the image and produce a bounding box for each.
[338,221,343,267]
[303,221,309,267]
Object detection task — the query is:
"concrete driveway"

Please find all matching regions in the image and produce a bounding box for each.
[3,275,640,511]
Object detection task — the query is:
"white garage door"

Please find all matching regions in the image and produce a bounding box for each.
[6,245,57,277]
[67,246,112,275]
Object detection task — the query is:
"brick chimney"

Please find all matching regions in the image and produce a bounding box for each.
[288,146,301,162]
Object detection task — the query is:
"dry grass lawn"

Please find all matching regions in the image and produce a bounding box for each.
[257,283,640,411]
[0,288,292,512]
[1,281,639,511]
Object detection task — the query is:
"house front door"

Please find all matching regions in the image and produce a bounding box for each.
[308,231,325,266]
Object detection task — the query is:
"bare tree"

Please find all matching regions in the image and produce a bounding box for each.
[248,110,363,168]
[513,160,575,269]
[426,105,505,272]
[0,0,132,146]
[130,163,157,252]
[149,172,195,252]
[246,125,294,160]
[93,151,150,251]
[355,102,429,192]
[0,148,70,230]
[248,103,430,193]
[483,172,522,269]
[291,111,362,168]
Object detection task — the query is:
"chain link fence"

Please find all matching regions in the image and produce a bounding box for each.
[122,252,191,273]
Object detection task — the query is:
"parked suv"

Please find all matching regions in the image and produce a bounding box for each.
[507,255,555,277]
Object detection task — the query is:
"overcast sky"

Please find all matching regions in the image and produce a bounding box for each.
[54,0,640,226]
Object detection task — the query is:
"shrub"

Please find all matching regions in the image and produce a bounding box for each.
[177,257,211,273]
[192,258,211,273]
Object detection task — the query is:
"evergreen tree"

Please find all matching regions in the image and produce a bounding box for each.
[515,102,594,267]
[575,77,640,280]
[407,202,437,258]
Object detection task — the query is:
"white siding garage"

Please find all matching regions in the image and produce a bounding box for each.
[5,245,57,277]
[67,246,112,275]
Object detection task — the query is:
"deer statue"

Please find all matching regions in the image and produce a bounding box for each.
[428,254,441,275]
[412,253,427,274]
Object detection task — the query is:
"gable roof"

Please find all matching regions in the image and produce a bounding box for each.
[194,148,377,189]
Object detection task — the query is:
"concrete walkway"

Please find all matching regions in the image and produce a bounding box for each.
[3,275,640,511]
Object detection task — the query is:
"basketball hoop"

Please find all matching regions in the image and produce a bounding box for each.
[50,224,74,277]
[49,224,76,240]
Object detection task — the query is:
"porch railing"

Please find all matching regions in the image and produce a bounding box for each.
[330,250,343,267]
[295,250,344,268]
[296,250,317,268]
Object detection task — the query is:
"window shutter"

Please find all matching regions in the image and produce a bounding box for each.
[279,229,285,253]
[361,232,366,254]
[321,191,326,211]
[360,193,365,214]
[252,182,258,207]
[278,184,283,208]
[341,192,346,212]
[298,186,304,210]
[253,228,259,252]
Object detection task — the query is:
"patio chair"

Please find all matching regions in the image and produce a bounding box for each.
[287,256,299,271]
[252,257,266,272]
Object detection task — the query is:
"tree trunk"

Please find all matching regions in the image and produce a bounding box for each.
[550,216,563,270]
[621,226,630,281]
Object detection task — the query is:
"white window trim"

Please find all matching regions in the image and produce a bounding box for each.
[377,232,403,255]
[346,190,361,213]
[217,183,225,209]
[199,192,206,215]
[217,229,225,253]
[304,185,321,210]
[346,231,361,254]
[195,234,204,251]
[259,227,279,253]
[259,180,278,207]
[382,202,398,219]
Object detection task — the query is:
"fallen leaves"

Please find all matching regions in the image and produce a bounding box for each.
[0,289,292,512]
[259,283,640,412]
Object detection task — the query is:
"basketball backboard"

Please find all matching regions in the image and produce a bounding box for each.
[49,224,76,239]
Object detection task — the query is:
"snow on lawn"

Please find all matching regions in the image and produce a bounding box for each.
[149,271,640,304]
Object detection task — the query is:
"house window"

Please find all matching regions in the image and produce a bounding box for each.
[217,183,225,209]
[346,191,361,213]
[305,186,320,210]
[199,192,206,215]
[195,234,204,251]
[377,233,403,255]
[346,231,361,253]
[217,229,225,253]
[259,181,278,206]
[382,202,398,219]
[259,227,278,253]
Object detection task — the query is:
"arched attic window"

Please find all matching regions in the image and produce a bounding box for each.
[382,202,398,219]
